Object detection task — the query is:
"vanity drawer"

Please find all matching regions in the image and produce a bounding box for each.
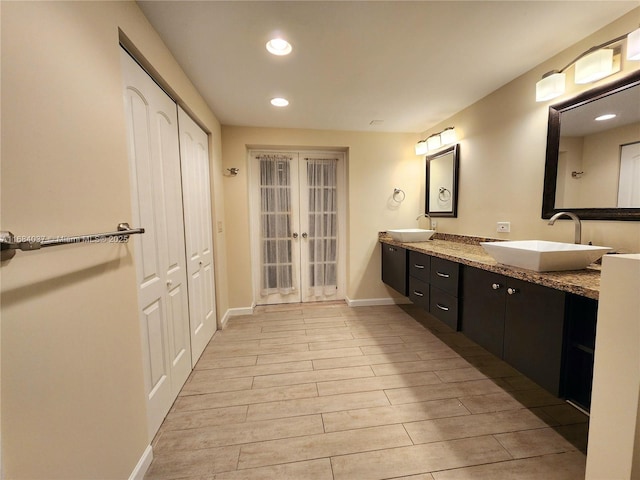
[430,257,460,295]
[430,286,459,330]
[409,251,431,282]
[409,277,430,309]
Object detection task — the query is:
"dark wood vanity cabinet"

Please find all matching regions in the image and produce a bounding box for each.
[429,257,460,330]
[461,266,565,396]
[408,251,430,309]
[460,267,506,358]
[563,295,598,412]
[381,244,408,295]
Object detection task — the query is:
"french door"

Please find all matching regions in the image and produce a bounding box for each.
[249,151,345,305]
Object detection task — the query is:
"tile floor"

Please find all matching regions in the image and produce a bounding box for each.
[145,302,589,480]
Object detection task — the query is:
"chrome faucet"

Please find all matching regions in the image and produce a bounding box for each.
[416,213,433,229]
[548,211,582,244]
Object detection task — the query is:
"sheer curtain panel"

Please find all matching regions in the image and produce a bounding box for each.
[259,155,295,295]
[306,158,338,297]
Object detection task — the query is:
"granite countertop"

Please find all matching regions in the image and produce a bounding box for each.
[379,232,601,300]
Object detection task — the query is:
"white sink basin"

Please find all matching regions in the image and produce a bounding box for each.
[480,240,612,272]
[387,229,435,242]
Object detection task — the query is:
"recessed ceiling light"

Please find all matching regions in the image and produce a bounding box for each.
[266,38,292,56]
[270,97,289,107]
[595,113,616,121]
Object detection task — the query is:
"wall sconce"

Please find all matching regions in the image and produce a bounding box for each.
[535,27,640,102]
[415,126,457,156]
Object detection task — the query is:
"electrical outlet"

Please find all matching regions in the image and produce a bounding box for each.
[497,221,511,233]
[431,220,437,229]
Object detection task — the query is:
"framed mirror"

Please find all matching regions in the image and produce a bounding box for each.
[542,69,640,220]
[426,144,459,217]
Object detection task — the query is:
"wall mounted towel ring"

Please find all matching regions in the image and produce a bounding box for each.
[392,188,406,203]
[438,187,451,203]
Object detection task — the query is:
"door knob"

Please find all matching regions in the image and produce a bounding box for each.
[491,283,502,290]
[166,279,173,287]
[302,232,308,239]
[292,233,299,239]
[507,287,518,295]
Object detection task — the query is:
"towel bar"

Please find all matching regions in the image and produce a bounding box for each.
[0,223,144,261]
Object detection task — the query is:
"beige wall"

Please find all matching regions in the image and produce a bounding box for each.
[418,9,640,253]
[222,9,640,309]
[222,128,418,307]
[1,1,227,478]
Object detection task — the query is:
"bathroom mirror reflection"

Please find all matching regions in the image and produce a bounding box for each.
[426,144,459,217]
[542,70,640,220]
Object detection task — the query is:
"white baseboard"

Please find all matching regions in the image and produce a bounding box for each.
[129,445,153,480]
[221,306,255,329]
[345,296,412,307]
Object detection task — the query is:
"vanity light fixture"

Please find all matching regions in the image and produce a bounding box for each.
[535,29,637,102]
[270,97,289,107]
[266,38,292,56]
[415,127,457,156]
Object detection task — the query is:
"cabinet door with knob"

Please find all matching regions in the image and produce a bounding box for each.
[461,267,507,357]
[503,278,566,395]
[461,265,566,396]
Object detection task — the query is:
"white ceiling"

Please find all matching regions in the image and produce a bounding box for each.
[137,1,639,133]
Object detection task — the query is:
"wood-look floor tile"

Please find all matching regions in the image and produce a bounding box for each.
[180,375,254,396]
[245,390,390,422]
[154,415,325,453]
[458,391,528,414]
[317,371,441,396]
[204,342,310,358]
[212,458,334,480]
[195,355,258,370]
[371,357,469,376]
[161,405,248,431]
[189,360,313,380]
[308,336,404,351]
[322,398,470,432]
[256,347,363,365]
[404,408,550,444]
[312,351,422,370]
[173,383,318,412]
[147,302,589,480]
[238,424,412,469]
[330,435,511,480]
[253,365,374,389]
[258,332,354,346]
[145,445,240,480]
[385,379,504,405]
[433,366,490,383]
[431,451,586,479]
[494,427,578,458]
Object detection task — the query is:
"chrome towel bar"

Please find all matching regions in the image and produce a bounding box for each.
[0,223,144,261]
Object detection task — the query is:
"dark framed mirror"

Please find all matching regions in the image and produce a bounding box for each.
[542,69,640,220]
[426,144,459,217]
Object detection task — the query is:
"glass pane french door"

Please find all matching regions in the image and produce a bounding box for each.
[250,151,344,305]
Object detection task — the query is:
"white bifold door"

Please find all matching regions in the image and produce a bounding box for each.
[121,49,216,440]
[250,151,345,305]
[178,107,217,365]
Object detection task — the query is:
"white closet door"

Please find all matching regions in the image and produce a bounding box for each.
[178,107,217,366]
[121,50,192,440]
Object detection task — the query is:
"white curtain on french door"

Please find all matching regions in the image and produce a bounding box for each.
[306,157,338,297]
[252,151,344,304]
[259,154,295,295]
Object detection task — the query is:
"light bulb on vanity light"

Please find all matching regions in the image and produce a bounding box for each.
[536,71,566,102]
[627,27,640,60]
[575,49,614,84]
[440,127,457,145]
[415,140,428,156]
